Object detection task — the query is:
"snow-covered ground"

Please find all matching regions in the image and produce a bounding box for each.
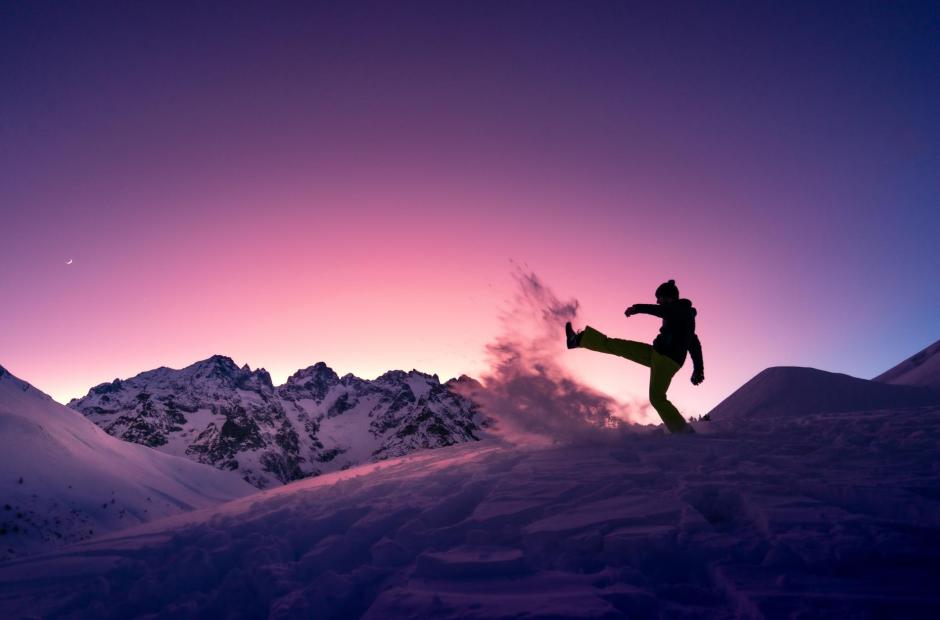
[1,401,938,619]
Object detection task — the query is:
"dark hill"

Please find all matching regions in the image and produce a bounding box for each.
[706,366,938,422]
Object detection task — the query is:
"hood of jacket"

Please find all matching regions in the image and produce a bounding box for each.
[675,298,697,318]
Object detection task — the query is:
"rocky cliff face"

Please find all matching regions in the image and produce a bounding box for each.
[69,356,488,488]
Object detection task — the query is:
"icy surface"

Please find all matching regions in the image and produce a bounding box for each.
[1,404,939,619]
[0,366,256,561]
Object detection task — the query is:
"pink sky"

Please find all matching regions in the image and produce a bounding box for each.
[2,3,938,419]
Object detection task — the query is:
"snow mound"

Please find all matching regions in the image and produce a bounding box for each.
[706,366,938,423]
[1,402,939,619]
[874,338,940,392]
[0,365,256,561]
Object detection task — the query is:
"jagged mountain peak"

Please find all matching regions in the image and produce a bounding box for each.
[285,361,340,383]
[172,355,274,392]
[445,374,483,391]
[69,356,486,489]
[279,363,342,402]
[449,374,480,385]
[83,378,125,399]
[375,368,440,385]
[184,354,240,374]
[239,362,272,385]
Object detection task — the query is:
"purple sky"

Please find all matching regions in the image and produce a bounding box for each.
[1,2,938,416]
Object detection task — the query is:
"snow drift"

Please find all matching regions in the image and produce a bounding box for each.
[0,365,255,561]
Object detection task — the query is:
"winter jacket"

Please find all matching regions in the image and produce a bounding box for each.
[629,298,704,371]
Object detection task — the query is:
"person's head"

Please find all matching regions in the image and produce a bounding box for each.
[655,279,679,305]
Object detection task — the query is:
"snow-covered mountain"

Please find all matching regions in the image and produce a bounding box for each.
[705,365,939,423]
[69,356,487,489]
[0,365,255,561]
[874,338,940,392]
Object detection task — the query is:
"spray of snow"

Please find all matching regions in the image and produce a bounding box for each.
[453,266,648,446]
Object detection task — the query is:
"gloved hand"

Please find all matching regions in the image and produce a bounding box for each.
[691,370,704,386]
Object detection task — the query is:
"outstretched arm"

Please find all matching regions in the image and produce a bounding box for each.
[689,334,704,385]
[624,303,665,318]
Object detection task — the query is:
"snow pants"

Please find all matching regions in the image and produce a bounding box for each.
[578,325,690,433]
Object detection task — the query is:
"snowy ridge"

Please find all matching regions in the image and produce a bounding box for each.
[705,365,939,423]
[69,356,487,489]
[0,366,256,561]
[874,338,940,392]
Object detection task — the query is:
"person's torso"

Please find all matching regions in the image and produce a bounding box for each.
[652,301,696,366]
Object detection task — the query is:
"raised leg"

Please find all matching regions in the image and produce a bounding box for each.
[578,325,653,367]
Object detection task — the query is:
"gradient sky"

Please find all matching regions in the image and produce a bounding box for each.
[2,2,939,419]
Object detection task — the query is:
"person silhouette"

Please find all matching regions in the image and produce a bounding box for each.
[565,279,704,434]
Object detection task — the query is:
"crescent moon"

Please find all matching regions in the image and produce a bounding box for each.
[66,259,73,265]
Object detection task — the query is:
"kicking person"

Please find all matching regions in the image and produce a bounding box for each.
[566,279,704,434]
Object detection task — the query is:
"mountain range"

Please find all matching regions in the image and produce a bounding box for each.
[68,356,489,488]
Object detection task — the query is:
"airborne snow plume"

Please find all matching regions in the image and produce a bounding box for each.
[453,267,646,446]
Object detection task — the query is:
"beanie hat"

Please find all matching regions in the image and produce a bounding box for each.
[655,279,679,299]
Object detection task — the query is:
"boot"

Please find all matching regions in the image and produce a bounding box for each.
[565,322,582,349]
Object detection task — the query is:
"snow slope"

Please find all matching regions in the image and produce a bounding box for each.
[705,366,939,424]
[0,365,256,561]
[1,402,938,619]
[874,338,940,392]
